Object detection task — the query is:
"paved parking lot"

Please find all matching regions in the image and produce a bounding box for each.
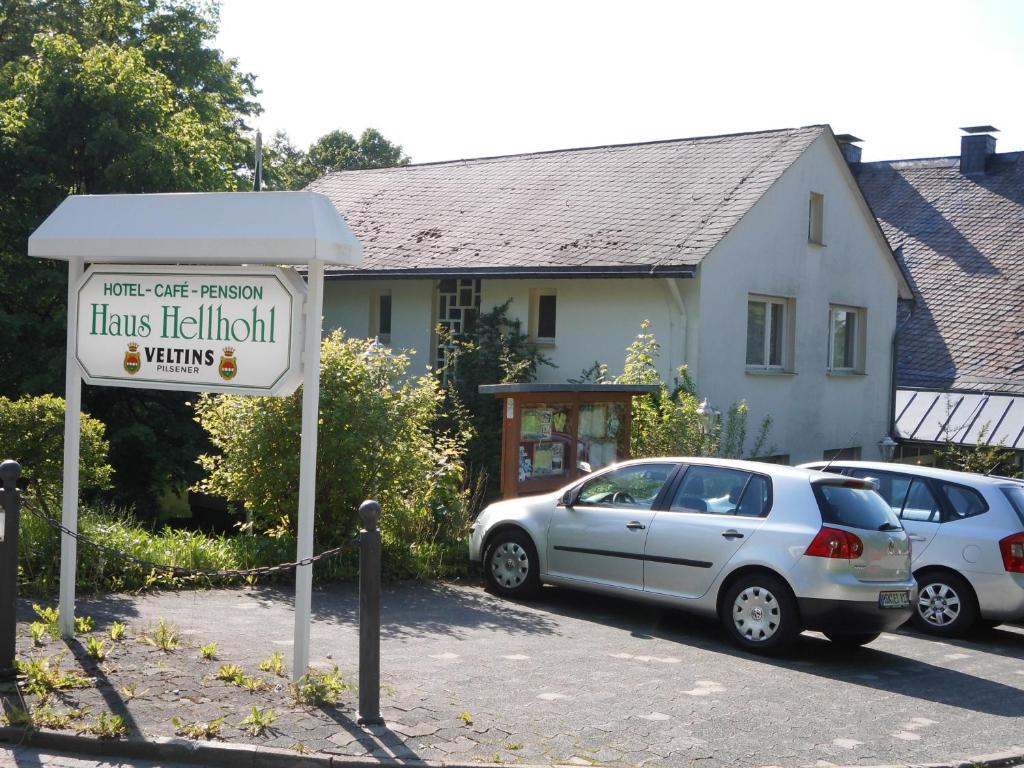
[8,581,1024,766]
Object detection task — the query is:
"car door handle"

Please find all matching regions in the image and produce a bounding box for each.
[721,530,744,539]
[908,534,927,541]
[626,521,646,530]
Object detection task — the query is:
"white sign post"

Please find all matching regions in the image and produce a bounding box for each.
[28,191,362,680]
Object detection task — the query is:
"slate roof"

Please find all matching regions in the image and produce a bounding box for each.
[309,126,827,277]
[855,151,1024,394]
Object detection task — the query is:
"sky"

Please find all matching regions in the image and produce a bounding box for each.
[213,0,1024,165]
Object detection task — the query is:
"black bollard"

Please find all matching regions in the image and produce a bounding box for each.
[0,460,23,680]
[356,499,384,726]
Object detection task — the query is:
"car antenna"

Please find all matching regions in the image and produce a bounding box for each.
[985,461,1003,476]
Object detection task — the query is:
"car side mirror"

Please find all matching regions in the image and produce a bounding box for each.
[558,489,575,507]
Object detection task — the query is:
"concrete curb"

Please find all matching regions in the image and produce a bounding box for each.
[1,729,1023,768]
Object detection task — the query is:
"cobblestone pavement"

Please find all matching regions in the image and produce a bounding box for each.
[5,581,1024,767]
[0,745,205,767]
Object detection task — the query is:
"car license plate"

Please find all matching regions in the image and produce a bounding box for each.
[879,590,910,609]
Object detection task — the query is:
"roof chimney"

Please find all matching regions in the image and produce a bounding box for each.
[835,134,863,165]
[960,126,998,175]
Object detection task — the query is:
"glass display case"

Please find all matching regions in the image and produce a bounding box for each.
[479,383,659,498]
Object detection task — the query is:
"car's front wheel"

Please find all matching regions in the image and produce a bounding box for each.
[824,631,880,647]
[720,573,800,654]
[483,529,540,599]
[911,570,977,637]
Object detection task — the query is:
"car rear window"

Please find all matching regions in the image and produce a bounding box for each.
[1000,486,1024,527]
[938,482,988,520]
[812,483,902,531]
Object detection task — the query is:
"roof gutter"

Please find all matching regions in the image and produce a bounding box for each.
[323,265,697,280]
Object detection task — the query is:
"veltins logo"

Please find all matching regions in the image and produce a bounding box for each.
[123,342,141,375]
[218,347,238,380]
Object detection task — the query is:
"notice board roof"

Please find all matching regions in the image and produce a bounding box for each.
[479,383,660,395]
[28,191,363,266]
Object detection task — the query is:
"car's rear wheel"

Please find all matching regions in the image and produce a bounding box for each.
[911,570,978,637]
[484,529,540,599]
[824,631,880,647]
[720,573,800,654]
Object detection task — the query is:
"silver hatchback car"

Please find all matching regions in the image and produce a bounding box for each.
[800,460,1024,636]
[469,458,916,654]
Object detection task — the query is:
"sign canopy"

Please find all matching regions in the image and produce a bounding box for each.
[27,191,362,265]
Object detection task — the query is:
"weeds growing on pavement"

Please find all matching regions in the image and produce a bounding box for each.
[258,651,285,676]
[84,636,107,661]
[292,743,310,754]
[29,622,47,646]
[239,706,277,736]
[108,622,127,642]
[214,664,245,684]
[172,715,224,740]
[290,666,348,706]
[239,675,268,693]
[200,642,218,661]
[16,652,91,697]
[140,618,180,652]
[81,711,129,738]
[119,681,149,701]
[459,711,474,725]
[32,704,88,730]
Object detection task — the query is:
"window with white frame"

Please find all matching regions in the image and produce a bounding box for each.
[746,296,791,370]
[828,305,864,372]
[530,288,557,343]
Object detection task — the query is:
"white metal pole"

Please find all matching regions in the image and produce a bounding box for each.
[293,259,324,679]
[59,257,84,638]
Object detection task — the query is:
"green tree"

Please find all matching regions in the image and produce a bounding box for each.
[0,0,261,512]
[263,127,411,190]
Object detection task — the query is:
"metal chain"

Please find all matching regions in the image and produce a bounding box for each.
[22,491,355,581]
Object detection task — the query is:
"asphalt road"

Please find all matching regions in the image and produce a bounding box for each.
[8,581,1024,766]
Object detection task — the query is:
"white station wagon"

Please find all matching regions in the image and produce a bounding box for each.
[470,458,916,654]
[800,460,1024,636]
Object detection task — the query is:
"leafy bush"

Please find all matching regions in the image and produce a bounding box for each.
[194,332,471,578]
[0,394,113,504]
[616,322,773,459]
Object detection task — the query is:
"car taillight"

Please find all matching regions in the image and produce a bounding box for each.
[805,526,864,560]
[999,532,1024,573]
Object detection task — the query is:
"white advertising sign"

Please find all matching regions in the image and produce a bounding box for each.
[76,265,306,396]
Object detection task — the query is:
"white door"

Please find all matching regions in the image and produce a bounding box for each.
[546,463,677,592]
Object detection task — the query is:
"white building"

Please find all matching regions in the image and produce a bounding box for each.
[309,125,911,464]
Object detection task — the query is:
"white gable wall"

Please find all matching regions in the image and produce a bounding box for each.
[695,133,900,463]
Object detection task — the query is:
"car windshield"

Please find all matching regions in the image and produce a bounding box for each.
[812,483,902,531]
[1000,486,1024,527]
